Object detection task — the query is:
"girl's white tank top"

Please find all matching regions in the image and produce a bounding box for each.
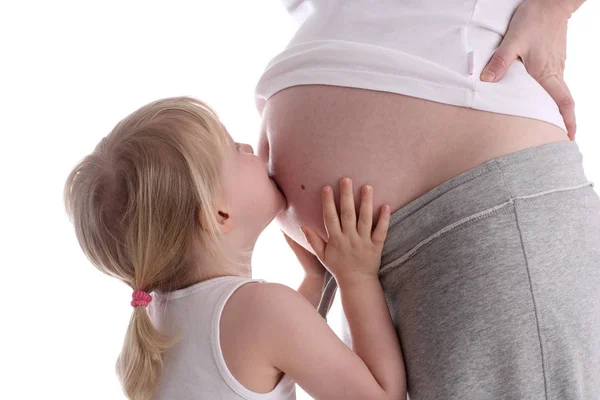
[255,0,566,132]
[148,275,296,400]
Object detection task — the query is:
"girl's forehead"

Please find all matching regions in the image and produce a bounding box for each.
[226,133,236,145]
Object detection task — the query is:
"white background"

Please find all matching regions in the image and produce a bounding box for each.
[1,1,598,399]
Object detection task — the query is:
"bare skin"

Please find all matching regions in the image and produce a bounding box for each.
[257,84,569,254]
[239,0,585,391]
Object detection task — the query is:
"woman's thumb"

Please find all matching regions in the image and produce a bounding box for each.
[300,226,325,261]
[480,43,520,83]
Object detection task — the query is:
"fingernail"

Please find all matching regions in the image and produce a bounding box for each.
[481,70,496,82]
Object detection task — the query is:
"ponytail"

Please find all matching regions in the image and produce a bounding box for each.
[116,305,178,400]
[64,97,241,399]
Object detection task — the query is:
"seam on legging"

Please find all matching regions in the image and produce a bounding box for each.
[516,181,593,201]
[388,162,500,227]
[378,181,593,277]
[496,159,549,399]
[379,200,513,276]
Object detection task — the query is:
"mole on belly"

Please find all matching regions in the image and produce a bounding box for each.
[301,184,306,190]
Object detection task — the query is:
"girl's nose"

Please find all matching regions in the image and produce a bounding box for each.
[242,143,254,154]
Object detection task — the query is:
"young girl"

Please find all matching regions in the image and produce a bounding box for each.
[63,96,406,400]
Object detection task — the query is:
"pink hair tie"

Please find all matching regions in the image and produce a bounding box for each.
[131,290,152,307]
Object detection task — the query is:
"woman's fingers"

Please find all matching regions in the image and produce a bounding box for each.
[339,178,357,233]
[479,0,576,140]
[372,205,391,246]
[480,40,520,83]
[300,226,326,261]
[322,185,342,239]
[357,185,373,238]
[538,74,576,140]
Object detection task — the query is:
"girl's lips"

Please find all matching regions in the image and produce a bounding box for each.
[270,176,282,191]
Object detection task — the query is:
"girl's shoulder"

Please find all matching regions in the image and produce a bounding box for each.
[221,281,307,338]
[218,281,306,392]
[220,280,317,356]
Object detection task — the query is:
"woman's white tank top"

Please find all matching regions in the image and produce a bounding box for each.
[148,275,296,400]
[255,0,566,132]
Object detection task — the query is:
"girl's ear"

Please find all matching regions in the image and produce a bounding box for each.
[217,209,235,233]
[199,208,234,234]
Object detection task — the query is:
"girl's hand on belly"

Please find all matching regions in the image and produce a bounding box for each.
[300,177,391,287]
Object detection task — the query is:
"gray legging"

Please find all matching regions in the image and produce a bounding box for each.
[318,140,600,399]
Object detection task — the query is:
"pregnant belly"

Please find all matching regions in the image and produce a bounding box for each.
[258,85,568,254]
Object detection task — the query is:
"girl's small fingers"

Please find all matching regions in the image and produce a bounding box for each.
[339,178,357,233]
[282,231,293,243]
[322,186,342,238]
[300,226,326,261]
[372,205,391,245]
[357,185,373,238]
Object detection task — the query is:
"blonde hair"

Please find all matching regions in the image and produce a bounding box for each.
[63,96,247,400]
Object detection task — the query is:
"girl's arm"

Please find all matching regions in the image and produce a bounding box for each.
[239,178,406,399]
[236,280,405,400]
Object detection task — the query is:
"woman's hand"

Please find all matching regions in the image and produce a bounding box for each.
[300,177,390,286]
[282,230,326,279]
[480,0,576,140]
